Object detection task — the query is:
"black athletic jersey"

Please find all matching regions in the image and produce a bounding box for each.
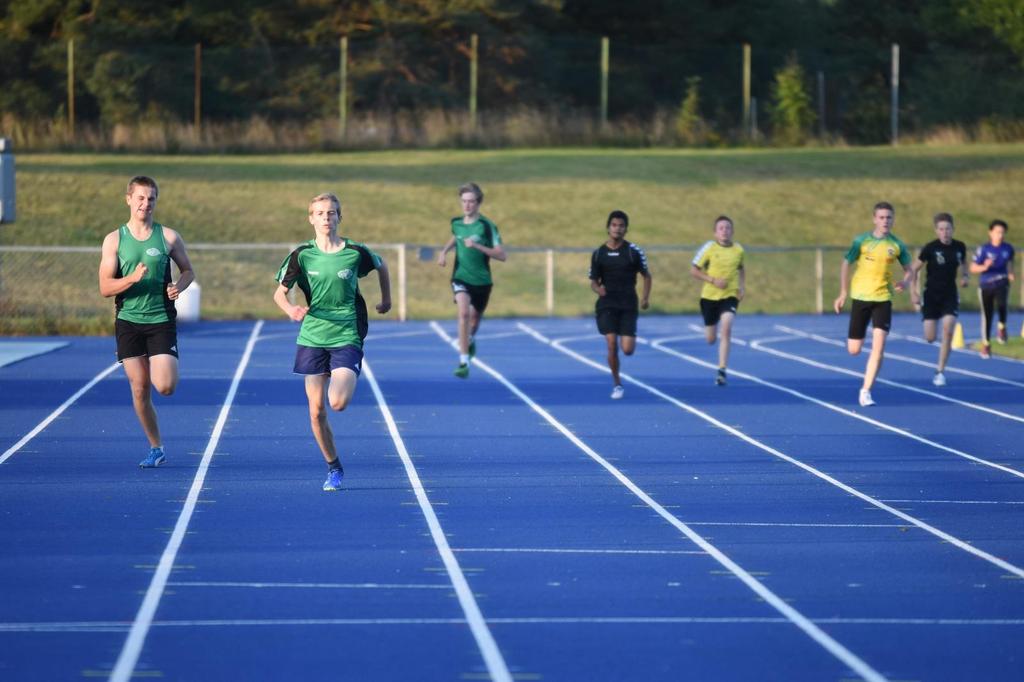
[589,240,649,309]
[918,239,966,298]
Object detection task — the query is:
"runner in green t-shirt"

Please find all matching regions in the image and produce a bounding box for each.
[436,182,506,378]
[273,192,391,492]
[833,201,913,407]
[98,176,195,468]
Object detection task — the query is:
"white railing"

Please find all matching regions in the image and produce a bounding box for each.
[3,243,1015,332]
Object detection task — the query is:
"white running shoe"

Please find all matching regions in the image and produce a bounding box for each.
[858,389,875,407]
[932,371,946,387]
[611,385,625,400]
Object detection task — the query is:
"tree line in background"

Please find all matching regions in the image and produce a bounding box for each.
[2,0,1024,149]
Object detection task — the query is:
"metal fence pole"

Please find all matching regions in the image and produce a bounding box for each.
[194,43,202,134]
[815,248,824,314]
[891,43,899,146]
[67,40,75,139]
[470,34,478,129]
[817,70,825,137]
[742,43,751,137]
[545,249,555,315]
[397,244,407,321]
[339,36,348,138]
[600,36,609,128]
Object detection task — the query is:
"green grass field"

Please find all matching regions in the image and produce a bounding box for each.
[2,144,1022,333]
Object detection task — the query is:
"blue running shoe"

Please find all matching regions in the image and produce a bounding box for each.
[139,447,165,468]
[323,468,344,492]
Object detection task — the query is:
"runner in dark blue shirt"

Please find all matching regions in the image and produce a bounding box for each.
[969,219,1015,358]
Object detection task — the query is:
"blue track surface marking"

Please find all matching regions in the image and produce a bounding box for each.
[0,335,119,462]
[650,335,1024,480]
[0,360,119,465]
[0,322,263,681]
[0,340,68,368]
[432,322,888,681]
[765,325,1024,422]
[109,321,264,682]
[522,322,1024,576]
[2,315,1023,681]
[509,316,1024,680]
[363,358,513,682]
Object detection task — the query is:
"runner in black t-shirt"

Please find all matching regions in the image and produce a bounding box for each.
[910,212,968,386]
[589,210,653,400]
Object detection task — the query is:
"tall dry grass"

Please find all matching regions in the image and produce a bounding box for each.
[6,108,1024,153]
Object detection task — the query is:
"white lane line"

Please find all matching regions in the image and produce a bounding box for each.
[6,616,1024,632]
[262,328,434,343]
[880,499,1024,506]
[884,332,1024,386]
[472,331,528,340]
[364,329,437,341]
[749,327,1024,425]
[453,548,705,555]
[0,361,120,466]
[632,333,707,344]
[541,333,596,344]
[681,522,907,528]
[684,323,751,346]
[529,324,1024,583]
[452,322,887,682]
[749,327,1024,421]
[109,320,264,682]
[887,330,1024,365]
[166,581,450,590]
[651,336,1024,481]
[362,358,512,682]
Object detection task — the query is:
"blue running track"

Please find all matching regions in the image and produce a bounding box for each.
[1,313,1023,681]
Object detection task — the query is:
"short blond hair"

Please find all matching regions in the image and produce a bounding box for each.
[308,192,341,215]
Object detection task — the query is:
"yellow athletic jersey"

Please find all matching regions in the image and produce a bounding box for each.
[692,240,745,300]
[845,232,911,302]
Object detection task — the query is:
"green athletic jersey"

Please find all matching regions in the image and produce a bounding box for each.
[276,239,382,348]
[115,223,174,324]
[451,215,501,286]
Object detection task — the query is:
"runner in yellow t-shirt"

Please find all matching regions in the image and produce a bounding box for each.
[833,201,913,407]
[690,216,745,386]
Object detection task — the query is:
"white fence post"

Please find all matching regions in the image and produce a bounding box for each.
[815,248,824,314]
[545,249,555,315]
[397,243,407,321]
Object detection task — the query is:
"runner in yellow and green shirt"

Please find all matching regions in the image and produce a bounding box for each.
[833,201,913,408]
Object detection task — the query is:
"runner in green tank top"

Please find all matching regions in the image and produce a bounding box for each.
[436,182,506,378]
[98,176,195,468]
[114,221,175,323]
[273,192,392,492]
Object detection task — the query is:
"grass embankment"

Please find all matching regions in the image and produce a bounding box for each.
[2,145,1021,334]
[973,337,1024,360]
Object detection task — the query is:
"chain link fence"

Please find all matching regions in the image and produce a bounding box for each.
[3,243,1014,335]
[5,38,1024,150]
